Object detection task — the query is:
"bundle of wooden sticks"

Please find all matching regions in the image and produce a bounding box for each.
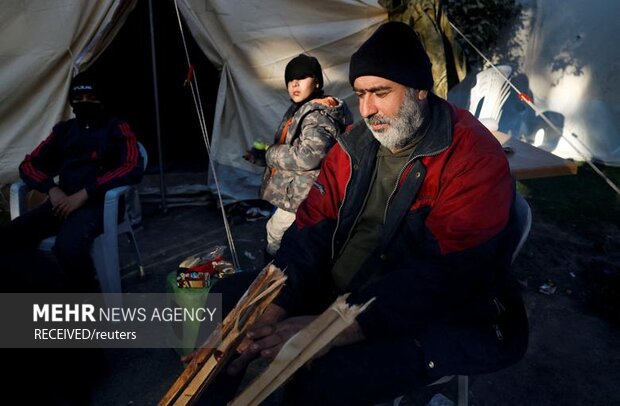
[159,264,287,405]
[159,264,373,406]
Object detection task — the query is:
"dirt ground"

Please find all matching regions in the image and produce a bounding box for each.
[1,194,618,405]
[80,197,620,406]
[461,204,620,405]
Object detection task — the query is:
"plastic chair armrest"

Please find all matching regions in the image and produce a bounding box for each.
[102,186,131,235]
[10,180,28,219]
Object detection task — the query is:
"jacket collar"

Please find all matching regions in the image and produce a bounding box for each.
[284,96,350,143]
[411,93,453,160]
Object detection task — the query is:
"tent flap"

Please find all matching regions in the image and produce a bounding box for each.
[0,0,136,184]
[177,0,387,201]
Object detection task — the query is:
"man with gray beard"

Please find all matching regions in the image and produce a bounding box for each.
[364,87,428,151]
[201,21,527,406]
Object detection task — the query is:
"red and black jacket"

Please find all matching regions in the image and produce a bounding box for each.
[274,94,528,376]
[19,117,143,200]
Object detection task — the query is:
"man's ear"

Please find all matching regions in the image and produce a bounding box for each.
[417,90,429,100]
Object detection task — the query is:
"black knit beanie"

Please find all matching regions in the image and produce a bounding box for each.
[69,71,102,104]
[349,21,433,90]
[284,54,324,90]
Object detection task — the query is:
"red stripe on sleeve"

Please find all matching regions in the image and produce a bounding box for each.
[22,159,45,182]
[21,131,56,182]
[96,122,139,185]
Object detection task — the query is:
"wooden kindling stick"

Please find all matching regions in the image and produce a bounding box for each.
[229,294,375,406]
[158,264,287,406]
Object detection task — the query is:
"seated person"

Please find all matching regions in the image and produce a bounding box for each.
[245,54,352,257]
[0,71,143,291]
[201,22,528,405]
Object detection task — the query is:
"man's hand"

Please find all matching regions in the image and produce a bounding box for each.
[48,186,67,208]
[227,311,366,376]
[247,315,317,359]
[182,303,366,375]
[53,189,88,219]
[227,304,287,375]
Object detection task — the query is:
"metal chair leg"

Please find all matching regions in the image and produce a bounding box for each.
[457,375,469,406]
[126,229,145,278]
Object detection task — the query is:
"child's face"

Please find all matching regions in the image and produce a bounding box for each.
[287,76,316,103]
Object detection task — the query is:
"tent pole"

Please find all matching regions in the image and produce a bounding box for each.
[148,0,167,212]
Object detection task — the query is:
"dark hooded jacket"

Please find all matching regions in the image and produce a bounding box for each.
[19,117,143,200]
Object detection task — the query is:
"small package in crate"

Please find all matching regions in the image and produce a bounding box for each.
[176,246,235,288]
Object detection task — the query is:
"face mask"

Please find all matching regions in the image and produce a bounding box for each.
[72,102,104,124]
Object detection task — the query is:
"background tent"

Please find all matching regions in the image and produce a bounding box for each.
[0,0,136,185]
[2,0,618,204]
[450,0,620,166]
[0,0,386,204]
[520,0,619,165]
[175,0,386,200]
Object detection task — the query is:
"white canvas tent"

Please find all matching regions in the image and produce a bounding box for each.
[516,0,620,165]
[0,0,137,185]
[450,0,620,167]
[1,0,618,203]
[176,0,385,200]
[0,0,385,202]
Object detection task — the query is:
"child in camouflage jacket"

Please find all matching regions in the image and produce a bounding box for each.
[256,54,352,255]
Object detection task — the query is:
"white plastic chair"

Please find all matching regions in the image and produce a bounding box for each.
[469,65,513,132]
[9,142,148,293]
[511,193,532,264]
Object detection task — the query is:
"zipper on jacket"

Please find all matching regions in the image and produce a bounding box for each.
[492,298,505,341]
[493,297,506,315]
[493,324,504,341]
[331,145,354,259]
[382,159,412,224]
[335,165,377,259]
[382,146,449,224]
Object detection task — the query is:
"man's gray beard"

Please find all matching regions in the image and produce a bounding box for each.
[365,88,428,151]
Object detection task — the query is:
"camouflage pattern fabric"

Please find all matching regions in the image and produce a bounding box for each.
[260,96,352,212]
[380,0,467,98]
